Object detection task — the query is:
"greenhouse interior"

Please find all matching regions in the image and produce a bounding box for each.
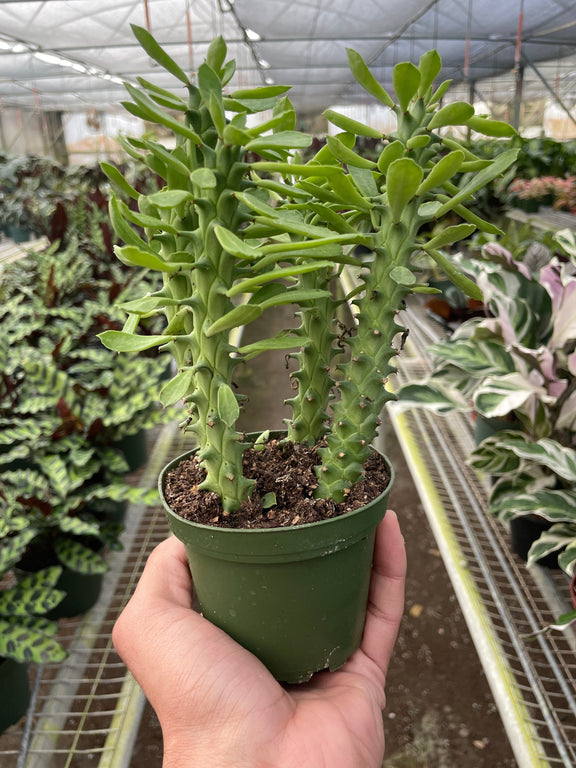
[1,0,576,766]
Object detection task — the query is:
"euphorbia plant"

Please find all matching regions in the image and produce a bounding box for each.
[99,25,518,514]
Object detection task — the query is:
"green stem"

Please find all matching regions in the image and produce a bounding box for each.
[286,267,338,444]
[315,210,418,502]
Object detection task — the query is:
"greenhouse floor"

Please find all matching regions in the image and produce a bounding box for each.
[2,300,574,767]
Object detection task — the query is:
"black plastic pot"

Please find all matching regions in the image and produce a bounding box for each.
[115,429,148,472]
[159,443,393,684]
[17,536,104,618]
[509,515,559,569]
[0,658,30,733]
[474,413,522,446]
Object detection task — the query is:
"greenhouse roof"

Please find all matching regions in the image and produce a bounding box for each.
[0,0,575,117]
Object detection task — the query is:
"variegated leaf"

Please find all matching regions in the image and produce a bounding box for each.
[54,538,108,575]
[493,490,576,524]
[0,529,37,573]
[0,617,67,663]
[502,434,576,482]
[473,373,549,419]
[430,339,514,376]
[558,541,576,576]
[396,382,470,412]
[58,517,101,538]
[527,523,576,571]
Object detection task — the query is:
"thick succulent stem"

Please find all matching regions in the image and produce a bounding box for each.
[315,210,418,502]
[285,266,338,444]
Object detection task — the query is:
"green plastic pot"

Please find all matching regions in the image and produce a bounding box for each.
[159,443,393,683]
[0,658,30,733]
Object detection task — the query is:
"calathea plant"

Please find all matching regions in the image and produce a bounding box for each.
[0,530,66,664]
[99,25,518,512]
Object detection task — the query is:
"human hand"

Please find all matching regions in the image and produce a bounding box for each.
[113,510,406,768]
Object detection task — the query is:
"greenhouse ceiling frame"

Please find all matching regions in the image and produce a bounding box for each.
[0,0,574,121]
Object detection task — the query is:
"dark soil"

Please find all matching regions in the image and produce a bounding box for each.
[164,439,390,528]
[129,304,518,768]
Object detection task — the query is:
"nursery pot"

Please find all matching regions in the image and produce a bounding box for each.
[0,658,30,733]
[474,413,522,446]
[17,537,104,619]
[159,446,393,684]
[115,429,148,472]
[509,515,559,569]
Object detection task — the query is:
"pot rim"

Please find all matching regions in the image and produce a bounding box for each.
[158,444,394,537]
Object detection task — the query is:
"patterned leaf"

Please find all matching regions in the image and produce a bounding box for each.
[0,567,65,616]
[54,538,108,575]
[58,517,101,538]
[0,617,67,663]
[527,523,576,572]
[0,529,37,574]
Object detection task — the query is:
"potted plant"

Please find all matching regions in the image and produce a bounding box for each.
[469,430,576,571]
[396,234,576,442]
[0,530,67,732]
[99,25,517,682]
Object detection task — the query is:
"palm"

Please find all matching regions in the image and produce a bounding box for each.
[113,512,405,768]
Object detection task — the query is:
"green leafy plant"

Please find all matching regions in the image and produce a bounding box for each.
[99,27,517,512]
[469,431,576,574]
[0,530,66,663]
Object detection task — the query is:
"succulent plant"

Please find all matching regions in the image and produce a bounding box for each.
[99,26,518,512]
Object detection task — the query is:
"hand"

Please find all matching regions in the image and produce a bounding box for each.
[113,510,406,768]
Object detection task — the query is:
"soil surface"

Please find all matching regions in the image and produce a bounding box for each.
[129,305,518,768]
[164,439,390,527]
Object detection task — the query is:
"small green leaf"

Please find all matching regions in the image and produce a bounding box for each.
[429,79,452,104]
[114,245,178,273]
[205,304,262,337]
[434,149,520,217]
[386,157,423,223]
[393,62,421,111]
[406,134,431,149]
[147,189,194,209]
[223,124,252,146]
[323,109,382,139]
[109,195,154,252]
[427,102,475,130]
[426,223,476,250]
[377,141,405,174]
[100,162,139,200]
[348,165,379,197]
[124,83,201,143]
[390,266,416,286]
[228,261,333,298]
[424,248,483,301]
[418,50,442,97]
[160,370,193,406]
[217,384,240,427]
[55,539,108,575]
[190,168,217,189]
[232,85,290,99]
[261,492,277,509]
[238,334,301,360]
[206,36,227,73]
[251,162,341,177]
[98,331,174,352]
[346,48,394,107]
[326,134,377,169]
[416,150,464,195]
[214,226,258,259]
[245,131,312,152]
[467,115,517,137]
[131,24,189,84]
